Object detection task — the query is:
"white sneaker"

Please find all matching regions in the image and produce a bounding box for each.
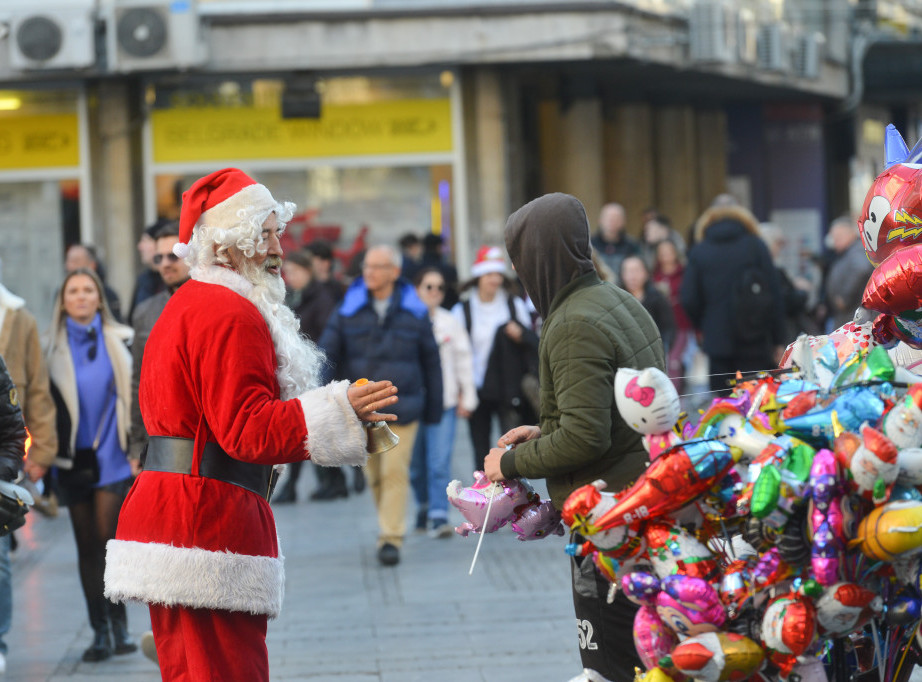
[0,650,7,674]
[140,631,158,667]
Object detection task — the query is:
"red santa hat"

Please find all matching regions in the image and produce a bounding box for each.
[470,245,507,278]
[174,168,279,258]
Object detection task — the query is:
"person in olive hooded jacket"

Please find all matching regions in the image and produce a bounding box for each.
[484,193,664,682]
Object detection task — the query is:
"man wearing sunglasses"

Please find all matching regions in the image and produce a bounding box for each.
[104,169,399,681]
[127,222,191,474]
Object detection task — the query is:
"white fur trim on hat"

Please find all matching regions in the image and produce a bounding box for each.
[471,260,506,278]
[470,246,507,278]
[104,539,285,618]
[199,183,276,231]
[299,380,367,467]
[173,242,190,259]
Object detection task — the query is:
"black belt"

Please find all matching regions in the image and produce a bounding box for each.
[144,436,273,499]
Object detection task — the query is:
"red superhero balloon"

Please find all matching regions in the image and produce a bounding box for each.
[859,126,922,267]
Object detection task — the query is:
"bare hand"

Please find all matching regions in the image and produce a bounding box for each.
[497,425,541,448]
[504,321,523,343]
[456,406,472,419]
[23,460,47,483]
[484,447,506,482]
[348,379,399,422]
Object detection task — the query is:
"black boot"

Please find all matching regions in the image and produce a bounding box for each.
[83,599,112,662]
[310,467,348,501]
[108,601,137,655]
[352,466,366,493]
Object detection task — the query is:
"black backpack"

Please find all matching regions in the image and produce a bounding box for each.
[731,264,775,344]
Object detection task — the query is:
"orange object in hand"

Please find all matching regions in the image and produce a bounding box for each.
[356,378,369,386]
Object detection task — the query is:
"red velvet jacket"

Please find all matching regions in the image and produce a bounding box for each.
[105,266,365,617]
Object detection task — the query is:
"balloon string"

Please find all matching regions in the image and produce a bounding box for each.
[870,619,885,682]
[669,368,782,381]
[468,484,494,576]
[894,620,921,680]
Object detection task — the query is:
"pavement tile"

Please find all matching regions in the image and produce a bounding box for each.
[3,426,581,681]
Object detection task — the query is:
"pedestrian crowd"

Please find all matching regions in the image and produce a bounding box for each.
[0,173,876,682]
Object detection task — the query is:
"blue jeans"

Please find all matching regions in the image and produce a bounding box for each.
[0,533,11,655]
[410,408,457,521]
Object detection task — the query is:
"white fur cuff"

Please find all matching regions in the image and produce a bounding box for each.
[104,539,285,618]
[299,381,367,467]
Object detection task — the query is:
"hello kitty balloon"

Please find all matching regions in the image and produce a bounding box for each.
[614,367,681,459]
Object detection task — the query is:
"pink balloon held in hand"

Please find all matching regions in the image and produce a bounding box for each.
[446,471,535,536]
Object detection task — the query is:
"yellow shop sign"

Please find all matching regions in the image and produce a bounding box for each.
[152,98,452,162]
[0,114,79,169]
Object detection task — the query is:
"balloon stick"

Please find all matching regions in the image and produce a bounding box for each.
[468,483,495,576]
[468,444,513,576]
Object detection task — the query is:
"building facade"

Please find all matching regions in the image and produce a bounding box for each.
[0,0,918,324]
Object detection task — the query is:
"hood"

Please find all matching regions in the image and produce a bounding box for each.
[504,193,596,319]
[694,205,761,243]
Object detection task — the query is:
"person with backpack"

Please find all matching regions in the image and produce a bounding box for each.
[451,246,538,472]
[680,197,785,394]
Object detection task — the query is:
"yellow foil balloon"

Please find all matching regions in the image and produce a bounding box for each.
[853,500,922,561]
[669,631,764,682]
[635,668,676,682]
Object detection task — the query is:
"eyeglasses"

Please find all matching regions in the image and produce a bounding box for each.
[153,253,180,265]
[86,327,98,362]
[423,284,445,292]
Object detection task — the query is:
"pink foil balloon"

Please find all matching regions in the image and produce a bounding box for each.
[634,605,678,671]
[446,471,535,536]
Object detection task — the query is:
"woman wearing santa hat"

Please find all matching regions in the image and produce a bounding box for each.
[451,246,538,472]
[103,168,399,681]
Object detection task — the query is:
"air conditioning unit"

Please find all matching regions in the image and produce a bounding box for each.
[757,22,789,72]
[106,0,204,72]
[689,0,737,64]
[737,9,758,64]
[9,4,96,70]
[793,31,823,79]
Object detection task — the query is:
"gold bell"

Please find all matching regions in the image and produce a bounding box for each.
[366,421,399,455]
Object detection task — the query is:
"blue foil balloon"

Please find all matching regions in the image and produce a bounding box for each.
[783,387,885,446]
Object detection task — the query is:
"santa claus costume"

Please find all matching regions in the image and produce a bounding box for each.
[104,169,367,681]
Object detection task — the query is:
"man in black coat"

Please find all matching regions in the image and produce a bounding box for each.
[680,200,785,393]
[319,245,442,566]
[0,354,26,674]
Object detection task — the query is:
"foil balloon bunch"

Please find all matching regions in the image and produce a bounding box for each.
[562,360,922,682]
[780,124,922,369]
[446,471,565,541]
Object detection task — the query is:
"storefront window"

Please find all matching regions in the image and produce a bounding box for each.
[0,89,82,330]
[147,73,457,275]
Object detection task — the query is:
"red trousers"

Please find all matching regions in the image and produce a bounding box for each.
[149,604,269,682]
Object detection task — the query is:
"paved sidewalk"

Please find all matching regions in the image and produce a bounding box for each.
[3,429,582,681]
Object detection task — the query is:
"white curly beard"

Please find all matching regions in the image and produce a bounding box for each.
[236,257,325,400]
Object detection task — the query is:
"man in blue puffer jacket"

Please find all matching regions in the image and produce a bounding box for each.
[319,245,442,566]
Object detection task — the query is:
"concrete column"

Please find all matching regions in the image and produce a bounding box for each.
[604,102,655,235]
[696,109,728,212]
[560,99,605,224]
[654,105,699,235]
[466,68,511,249]
[88,81,143,313]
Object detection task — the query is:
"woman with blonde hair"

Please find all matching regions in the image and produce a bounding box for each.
[46,267,136,662]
